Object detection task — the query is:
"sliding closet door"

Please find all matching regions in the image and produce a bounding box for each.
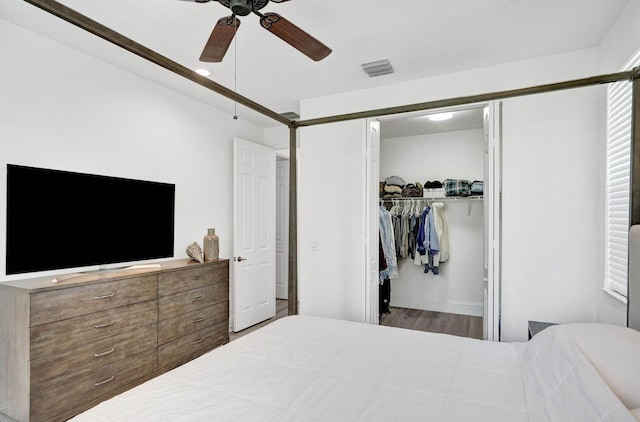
[483,102,502,341]
[365,120,381,324]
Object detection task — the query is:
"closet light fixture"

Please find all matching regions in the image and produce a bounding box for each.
[195,68,211,76]
[428,112,453,121]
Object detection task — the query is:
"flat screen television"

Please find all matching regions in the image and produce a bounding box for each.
[6,164,175,275]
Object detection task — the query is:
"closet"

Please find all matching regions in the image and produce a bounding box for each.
[376,106,492,339]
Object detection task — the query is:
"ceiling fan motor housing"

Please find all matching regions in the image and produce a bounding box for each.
[226,0,268,16]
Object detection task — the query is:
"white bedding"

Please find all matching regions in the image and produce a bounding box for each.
[71,316,636,422]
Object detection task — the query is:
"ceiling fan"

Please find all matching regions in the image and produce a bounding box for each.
[190,0,332,63]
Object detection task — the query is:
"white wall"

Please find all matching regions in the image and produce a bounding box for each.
[299,49,606,341]
[298,120,367,322]
[380,129,485,316]
[301,49,600,120]
[501,87,601,341]
[0,18,264,282]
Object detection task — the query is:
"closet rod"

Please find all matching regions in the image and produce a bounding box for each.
[380,196,484,201]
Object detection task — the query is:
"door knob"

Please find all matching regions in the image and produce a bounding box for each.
[236,256,247,262]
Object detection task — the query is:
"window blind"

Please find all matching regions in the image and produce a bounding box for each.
[604,52,639,298]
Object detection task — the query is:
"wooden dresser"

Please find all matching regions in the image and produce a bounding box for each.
[0,259,229,422]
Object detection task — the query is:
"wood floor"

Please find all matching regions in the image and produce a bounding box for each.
[229,299,289,341]
[230,301,482,341]
[380,306,483,339]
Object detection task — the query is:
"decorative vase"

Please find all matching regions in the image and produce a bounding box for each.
[203,228,219,262]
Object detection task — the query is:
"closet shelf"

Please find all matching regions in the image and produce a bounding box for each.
[380,195,484,202]
[380,195,483,216]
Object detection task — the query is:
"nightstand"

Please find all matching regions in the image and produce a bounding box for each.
[528,320,557,340]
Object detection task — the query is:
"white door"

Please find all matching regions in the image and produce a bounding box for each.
[275,158,289,299]
[233,137,276,332]
[365,120,381,324]
[483,102,502,341]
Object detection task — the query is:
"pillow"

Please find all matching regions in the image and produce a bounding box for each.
[567,323,640,410]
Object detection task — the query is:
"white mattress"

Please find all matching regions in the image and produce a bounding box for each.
[70,315,634,422]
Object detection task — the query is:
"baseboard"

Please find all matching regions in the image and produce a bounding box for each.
[391,295,484,317]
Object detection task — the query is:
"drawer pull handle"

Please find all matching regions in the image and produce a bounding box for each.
[192,338,204,344]
[94,293,116,300]
[192,296,204,302]
[94,347,115,358]
[192,317,205,323]
[94,321,115,329]
[192,275,204,280]
[94,376,115,387]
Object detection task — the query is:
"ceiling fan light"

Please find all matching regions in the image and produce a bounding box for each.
[195,68,210,76]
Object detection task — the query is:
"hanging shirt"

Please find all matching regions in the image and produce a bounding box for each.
[416,206,439,256]
[427,205,440,256]
[379,206,398,281]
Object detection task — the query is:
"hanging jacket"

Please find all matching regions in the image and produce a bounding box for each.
[415,206,429,258]
[431,202,449,266]
[379,206,398,281]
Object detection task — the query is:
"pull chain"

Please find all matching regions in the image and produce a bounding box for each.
[233,17,238,120]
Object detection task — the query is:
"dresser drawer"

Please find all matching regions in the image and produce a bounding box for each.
[31,300,158,360]
[31,275,158,326]
[159,283,228,321]
[159,302,229,345]
[159,263,229,296]
[158,320,228,370]
[30,323,157,393]
[30,348,157,422]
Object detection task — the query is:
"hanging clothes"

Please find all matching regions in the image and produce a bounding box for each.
[414,205,441,274]
[379,238,391,316]
[379,206,398,281]
[399,207,410,259]
[415,206,439,257]
[431,202,449,269]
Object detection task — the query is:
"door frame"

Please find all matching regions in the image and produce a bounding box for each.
[365,102,502,340]
[275,154,289,300]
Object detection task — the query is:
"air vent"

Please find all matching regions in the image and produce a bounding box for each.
[281,111,300,120]
[361,59,394,77]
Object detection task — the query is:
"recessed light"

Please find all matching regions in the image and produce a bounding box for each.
[195,68,210,77]
[428,112,453,121]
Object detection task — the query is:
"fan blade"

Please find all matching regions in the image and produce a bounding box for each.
[269,0,291,3]
[259,13,331,61]
[200,16,241,62]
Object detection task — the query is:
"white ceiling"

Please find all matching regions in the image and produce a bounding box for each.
[380,108,485,139]
[0,0,630,129]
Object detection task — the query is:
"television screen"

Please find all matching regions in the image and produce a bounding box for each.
[6,165,175,275]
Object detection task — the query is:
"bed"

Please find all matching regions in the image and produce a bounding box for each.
[69,315,640,422]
